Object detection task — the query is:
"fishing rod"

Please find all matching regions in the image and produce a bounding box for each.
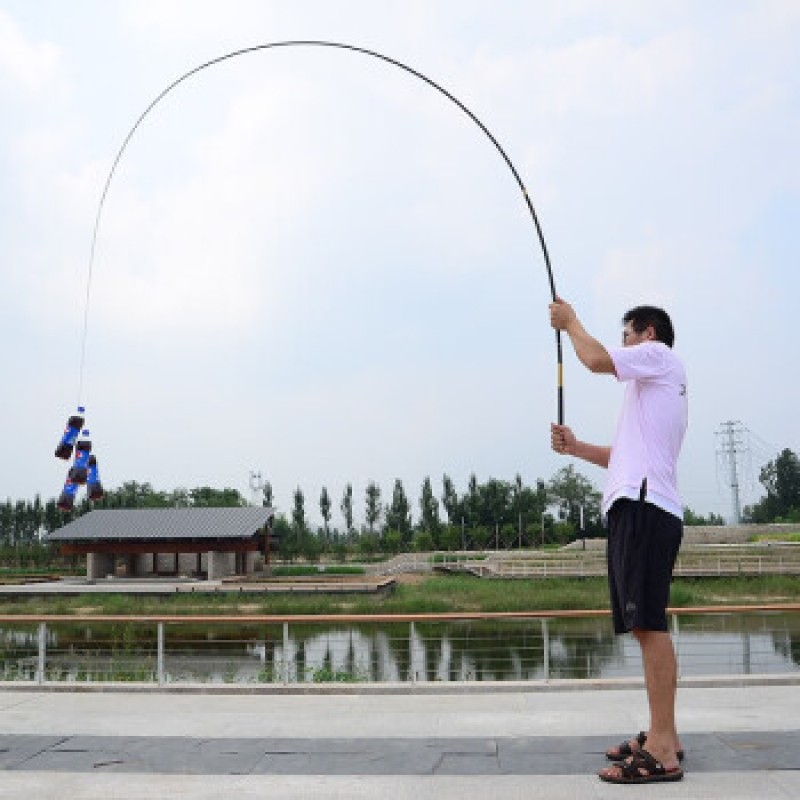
[77,40,564,423]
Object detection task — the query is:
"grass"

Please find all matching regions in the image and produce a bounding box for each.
[271,565,366,576]
[669,575,800,606]
[0,574,799,617]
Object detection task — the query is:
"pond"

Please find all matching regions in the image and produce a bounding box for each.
[1,612,798,684]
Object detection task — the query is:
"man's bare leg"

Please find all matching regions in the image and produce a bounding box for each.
[599,629,681,779]
[635,628,681,764]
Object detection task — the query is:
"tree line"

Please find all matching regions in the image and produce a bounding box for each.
[272,465,603,561]
[0,468,602,559]
[0,484,248,547]
[2,446,797,563]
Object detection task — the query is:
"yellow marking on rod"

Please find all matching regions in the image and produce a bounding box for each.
[558,364,563,386]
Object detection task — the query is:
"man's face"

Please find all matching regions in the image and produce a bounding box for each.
[622,321,654,346]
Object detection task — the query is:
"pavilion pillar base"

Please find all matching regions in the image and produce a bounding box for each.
[87,552,114,581]
[207,551,233,581]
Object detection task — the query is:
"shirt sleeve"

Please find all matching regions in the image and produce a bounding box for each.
[609,342,670,383]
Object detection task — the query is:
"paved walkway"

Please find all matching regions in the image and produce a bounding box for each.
[0,683,798,798]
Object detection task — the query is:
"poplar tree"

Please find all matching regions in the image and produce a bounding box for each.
[419,476,440,535]
[365,481,382,533]
[292,487,306,532]
[340,484,354,535]
[385,479,412,542]
[319,486,332,538]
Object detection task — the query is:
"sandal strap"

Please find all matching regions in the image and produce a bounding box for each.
[607,730,647,760]
[619,748,665,779]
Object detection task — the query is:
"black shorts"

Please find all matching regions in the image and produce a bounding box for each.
[606,498,683,634]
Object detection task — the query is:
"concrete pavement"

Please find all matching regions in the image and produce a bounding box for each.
[0,683,798,798]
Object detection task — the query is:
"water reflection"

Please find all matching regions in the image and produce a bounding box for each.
[1,613,799,684]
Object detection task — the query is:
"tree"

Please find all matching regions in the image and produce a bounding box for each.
[291,487,306,532]
[43,499,61,534]
[419,476,440,540]
[476,478,511,530]
[761,449,800,519]
[300,530,322,563]
[30,495,43,540]
[365,481,382,533]
[116,481,167,507]
[745,449,800,523]
[0,501,13,544]
[340,484,354,535]
[385,479,412,543]
[171,487,190,508]
[413,530,435,552]
[466,473,480,527]
[512,474,524,546]
[189,486,247,507]
[262,481,273,508]
[273,515,299,562]
[441,474,460,525]
[547,465,602,536]
[683,507,725,526]
[319,486,332,539]
[14,501,27,544]
[516,478,549,546]
[381,529,403,554]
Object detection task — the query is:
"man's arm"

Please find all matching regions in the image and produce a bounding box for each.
[551,424,611,468]
[549,298,616,375]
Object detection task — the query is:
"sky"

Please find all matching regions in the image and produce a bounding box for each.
[1,0,798,526]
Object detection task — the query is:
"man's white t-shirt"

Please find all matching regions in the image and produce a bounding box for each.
[603,341,688,519]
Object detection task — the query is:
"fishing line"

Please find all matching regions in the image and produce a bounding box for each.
[76,40,564,423]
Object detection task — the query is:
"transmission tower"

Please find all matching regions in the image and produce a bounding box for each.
[248,471,264,508]
[716,422,748,524]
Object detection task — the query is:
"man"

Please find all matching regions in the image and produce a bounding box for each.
[549,298,687,785]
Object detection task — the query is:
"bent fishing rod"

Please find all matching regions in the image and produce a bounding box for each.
[78,40,564,423]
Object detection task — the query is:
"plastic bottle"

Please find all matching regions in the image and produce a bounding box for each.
[54,406,86,460]
[87,455,105,502]
[70,430,92,485]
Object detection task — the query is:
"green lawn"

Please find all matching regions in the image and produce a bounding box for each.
[0,574,798,617]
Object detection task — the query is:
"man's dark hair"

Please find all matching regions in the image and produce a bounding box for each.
[623,306,675,348]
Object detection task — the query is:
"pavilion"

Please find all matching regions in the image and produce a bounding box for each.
[47,507,276,581]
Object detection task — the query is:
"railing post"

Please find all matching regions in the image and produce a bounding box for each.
[283,622,290,685]
[157,622,165,686]
[541,618,550,681]
[671,613,681,678]
[410,621,416,684]
[37,622,46,685]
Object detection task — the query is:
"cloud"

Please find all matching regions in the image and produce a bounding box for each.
[2,1,799,525]
[592,239,680,312]
[0,10,62,94]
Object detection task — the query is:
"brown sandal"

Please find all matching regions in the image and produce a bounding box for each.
[606,731,685,762]
[599,748,684,784]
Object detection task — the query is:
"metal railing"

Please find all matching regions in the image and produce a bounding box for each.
[1,605,799,688]
[434,553,800,578]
